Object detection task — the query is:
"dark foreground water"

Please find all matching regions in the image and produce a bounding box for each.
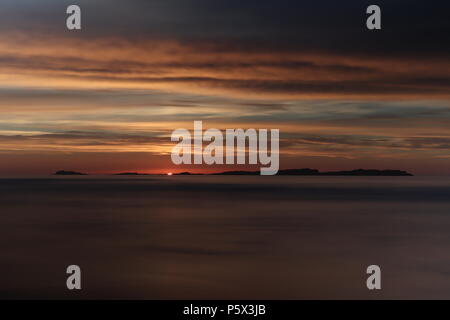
[1,176,450,299]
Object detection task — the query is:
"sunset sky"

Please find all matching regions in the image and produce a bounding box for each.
[1,0,450,175]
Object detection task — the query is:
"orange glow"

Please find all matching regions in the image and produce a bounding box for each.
[0,31,449,176]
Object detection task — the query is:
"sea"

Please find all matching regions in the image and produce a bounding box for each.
[1,175,450,299]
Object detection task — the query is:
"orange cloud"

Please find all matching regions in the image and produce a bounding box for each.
[0,32,449,100]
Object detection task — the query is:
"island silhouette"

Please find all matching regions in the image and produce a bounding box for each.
[54,170,87,175]
[54,169,413,176]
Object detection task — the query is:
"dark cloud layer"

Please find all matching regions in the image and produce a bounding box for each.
[1,0,449,57]
[1,1,449,99]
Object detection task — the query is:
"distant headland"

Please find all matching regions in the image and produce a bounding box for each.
[53,169,413,176]
[211,169,413,176]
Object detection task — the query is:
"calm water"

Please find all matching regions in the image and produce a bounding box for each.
[1,176,450,299]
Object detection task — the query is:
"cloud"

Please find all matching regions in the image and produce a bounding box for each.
[0,1,449,174]
[1,1,449,56]
[0,130,173,153]
[0,34,449,100]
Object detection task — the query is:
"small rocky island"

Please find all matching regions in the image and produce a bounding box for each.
[54,170,86,175]
[113,172,143,176]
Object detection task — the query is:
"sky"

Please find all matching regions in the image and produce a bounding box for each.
[0,0,450,175]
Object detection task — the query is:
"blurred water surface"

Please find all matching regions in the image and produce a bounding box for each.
[1,176,450,299]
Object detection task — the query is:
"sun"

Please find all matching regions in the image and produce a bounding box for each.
[167,172,173,176]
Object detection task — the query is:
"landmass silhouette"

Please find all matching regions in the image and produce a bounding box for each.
[54,168,413,176]
[54,170,87,175]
